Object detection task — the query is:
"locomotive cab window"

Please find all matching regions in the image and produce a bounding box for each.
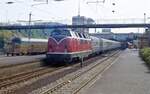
[51,29,71,37]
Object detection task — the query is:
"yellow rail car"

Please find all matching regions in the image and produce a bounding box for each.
[6,37,48,56]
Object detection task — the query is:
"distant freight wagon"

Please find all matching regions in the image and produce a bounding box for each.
[6,37,48,56]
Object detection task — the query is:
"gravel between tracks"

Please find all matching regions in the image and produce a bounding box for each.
[0,61,43,78]
[0,51,120,94]
[30,51,121,94]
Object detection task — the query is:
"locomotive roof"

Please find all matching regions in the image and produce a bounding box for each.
[90,36,120,43]
[101,38,120,43]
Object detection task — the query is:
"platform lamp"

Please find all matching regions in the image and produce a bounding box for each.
[28,0,65,40]
[144,13,146,24]
[86,0,105,33]
[29,0,65,38]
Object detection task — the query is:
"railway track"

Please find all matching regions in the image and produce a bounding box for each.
[0,61,45,79]
[0,50,120,94]
[0,61,41,69]
[40,51,121,94]
[0,66,62,89]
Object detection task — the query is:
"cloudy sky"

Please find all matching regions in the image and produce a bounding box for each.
[0,0,149,33]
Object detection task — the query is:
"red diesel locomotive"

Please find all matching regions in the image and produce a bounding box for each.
[46,29,92,63]
[46,29,121,63]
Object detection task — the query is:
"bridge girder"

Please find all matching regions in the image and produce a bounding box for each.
[0,24,150,30]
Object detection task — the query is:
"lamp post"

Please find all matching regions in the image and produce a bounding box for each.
[28,1,48,40]
[28,12,32,40]
[87,0,105,33]
[144,13,146,23]
[28,0,64,39]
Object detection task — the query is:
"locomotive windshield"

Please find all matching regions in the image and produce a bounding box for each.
[51,29,71,36]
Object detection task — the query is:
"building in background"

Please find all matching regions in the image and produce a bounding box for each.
[72,15,95,33]
[102,28,111,33]
[138,28,150,48]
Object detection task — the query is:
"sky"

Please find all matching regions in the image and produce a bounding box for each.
[0,0,149,33]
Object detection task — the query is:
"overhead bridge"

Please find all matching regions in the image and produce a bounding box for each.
[0,23,150,30]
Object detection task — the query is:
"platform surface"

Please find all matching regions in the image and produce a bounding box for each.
[0,55,45,67]
[84,49,150,94]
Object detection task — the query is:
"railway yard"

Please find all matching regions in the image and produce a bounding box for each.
[0,22,123,94]
[0,0,150,94]
[0,55,45,67]
[0,50,121,94]
[0,48,150,94]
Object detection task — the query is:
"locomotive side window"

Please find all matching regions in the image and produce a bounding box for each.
[75,32,79,38]
[78,33,83,38]
[51,29,71,36]
[82,34,87,38]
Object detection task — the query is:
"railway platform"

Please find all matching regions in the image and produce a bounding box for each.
[0,55,46,67]
[84,49,150,94]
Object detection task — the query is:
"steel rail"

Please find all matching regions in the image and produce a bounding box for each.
[42,51,120,94]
